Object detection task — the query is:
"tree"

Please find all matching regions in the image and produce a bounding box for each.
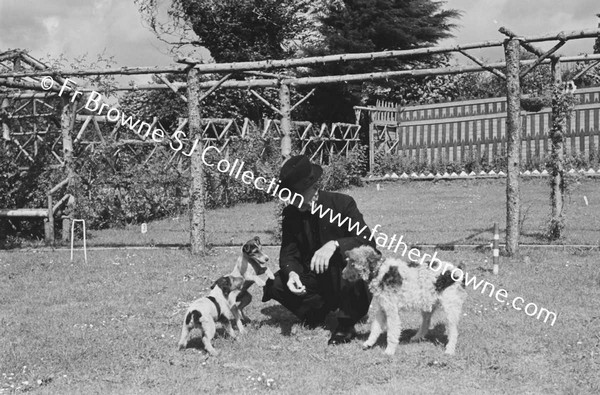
[136,0,462,123]
[136,0,304,62]
[320,0,460,61]
[135,0,303,125]
[295,0,461,122]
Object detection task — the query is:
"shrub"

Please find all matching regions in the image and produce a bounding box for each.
[319,145,368,191]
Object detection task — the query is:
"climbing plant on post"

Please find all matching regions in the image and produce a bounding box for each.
[548,61,576,240]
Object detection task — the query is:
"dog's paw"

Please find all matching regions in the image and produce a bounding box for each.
[177,342,187,350]
[444,348,456,355]
[410,335,424,343]
[383,347,397,356]
[362,342,373,350]
[206,347,220,356]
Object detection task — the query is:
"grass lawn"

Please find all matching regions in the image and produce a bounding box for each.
[83,177,600,247]
[1,178,599,393]
[1,246,599,394]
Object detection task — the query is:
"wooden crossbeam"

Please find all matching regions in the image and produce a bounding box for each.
[459,50,506,80]
[12,99,32,115]
[250,89,282,115]
[74,115,92,144]
[93,118,106,144]
[11,138,34,162]
[499,26,564,61]
[571,59,600,81]
[289,88,316,113]
[198,73,232,102]
[156,74,188,102]
[520,40,566,77]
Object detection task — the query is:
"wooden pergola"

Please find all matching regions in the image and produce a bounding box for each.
[1,27,599,255]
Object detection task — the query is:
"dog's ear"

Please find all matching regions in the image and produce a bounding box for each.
[367,248,382,271]
[367,248,382,263]
[253,236,261,246]
[242,243,251,254]
[211,276,233,297]
[186,310,202,326]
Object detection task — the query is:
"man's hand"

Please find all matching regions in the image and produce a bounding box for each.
[310,240,338,274]
[286,271,306,295]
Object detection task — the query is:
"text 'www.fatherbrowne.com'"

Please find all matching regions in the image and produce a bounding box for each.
[40,76,558,327]
[308,201,558,327]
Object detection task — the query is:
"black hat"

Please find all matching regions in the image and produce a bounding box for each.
[279,155,323,193]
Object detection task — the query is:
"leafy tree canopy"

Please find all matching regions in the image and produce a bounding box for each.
[296,0,461,122]
[321,0,460,54]
[135,0,462,123]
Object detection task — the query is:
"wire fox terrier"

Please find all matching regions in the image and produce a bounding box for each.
[342,245,466,355]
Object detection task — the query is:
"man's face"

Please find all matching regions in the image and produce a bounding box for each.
[293,183,319,212]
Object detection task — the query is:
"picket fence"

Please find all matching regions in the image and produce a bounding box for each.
[368,87,600,170]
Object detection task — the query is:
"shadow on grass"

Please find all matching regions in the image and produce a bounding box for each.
[355,324,449,351]
[258,304,340,336]
[259,304,298,336]
[183,326,232,354]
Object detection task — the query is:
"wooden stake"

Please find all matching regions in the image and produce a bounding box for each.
[46,195,54,245]
[492,223,500,275]
[504,38,522,256]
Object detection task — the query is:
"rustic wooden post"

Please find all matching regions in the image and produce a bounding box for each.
[187,67,206,255]
[46,195,54,244]
[504,38,522,255]
[60,97,76,242]
[279,83,292,160]
[369,112,376,173]
[548,59,567,239]
[1,98,9,144]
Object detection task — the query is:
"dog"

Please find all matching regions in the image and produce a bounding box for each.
[227,236,274,329]
[177,237,274,355]
[177,275,244,355]
[342,245,466,355]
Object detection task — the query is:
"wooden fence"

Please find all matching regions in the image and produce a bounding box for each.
[367,87,600,170]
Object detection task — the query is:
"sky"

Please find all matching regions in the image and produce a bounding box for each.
[0,0,598,79]
[439,0,600,62]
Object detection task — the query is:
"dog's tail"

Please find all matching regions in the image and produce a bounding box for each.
[185,310,202,326]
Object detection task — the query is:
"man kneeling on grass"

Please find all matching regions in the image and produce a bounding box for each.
[262,155,378,345]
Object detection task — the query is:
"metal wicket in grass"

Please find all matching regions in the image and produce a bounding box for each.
[492,222,500,275]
